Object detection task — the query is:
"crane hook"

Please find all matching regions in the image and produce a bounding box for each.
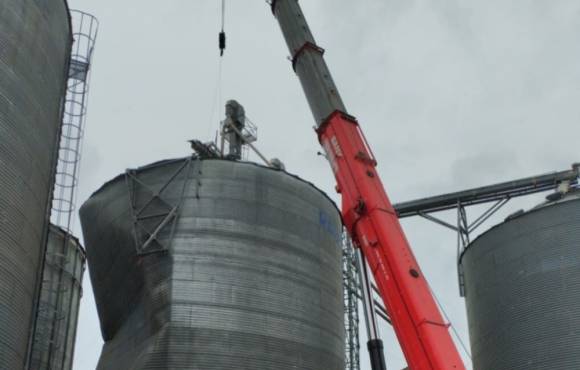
[219,31,226,57]
[219,0,226,57]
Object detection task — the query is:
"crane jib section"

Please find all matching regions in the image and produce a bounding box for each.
[271,0,466,368]
[318,112,464,369]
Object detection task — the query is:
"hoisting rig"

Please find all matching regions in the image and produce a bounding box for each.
[269,1,466,369]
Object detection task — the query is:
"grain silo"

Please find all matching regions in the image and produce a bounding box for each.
[460,189,580,370]
[29,225,85,370]
[80,157,345,370]
[0,0,72,368]
[28,9,98,370]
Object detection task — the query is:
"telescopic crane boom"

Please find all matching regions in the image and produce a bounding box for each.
[269,1,466,369]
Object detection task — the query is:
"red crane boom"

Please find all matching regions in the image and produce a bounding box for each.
[270,1,465,369]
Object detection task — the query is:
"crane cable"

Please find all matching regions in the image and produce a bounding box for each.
[426,282,472,361]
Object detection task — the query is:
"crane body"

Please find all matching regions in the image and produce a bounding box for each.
[269,1,465,369]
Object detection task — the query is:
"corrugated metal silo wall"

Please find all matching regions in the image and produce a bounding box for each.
[80,158,345,370]
[30,225,85,370]
[0,0,72,368]
[461,196,580,370]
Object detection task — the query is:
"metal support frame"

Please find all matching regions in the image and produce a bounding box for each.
[125,158,195,255]
[342,233,360,370]
[219,101,258,162]
[342,232,394,370]
[394,164,580,295]
[395,166,579,218]
[33,11,99,370]
[221,119,270,165]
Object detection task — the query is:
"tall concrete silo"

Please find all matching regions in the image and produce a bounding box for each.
[460,190,580,370]
[80,158,345,370]
[30,225,85,370]
[0,0,72,368]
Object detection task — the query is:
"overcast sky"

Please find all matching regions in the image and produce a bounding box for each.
[67,1,580,369]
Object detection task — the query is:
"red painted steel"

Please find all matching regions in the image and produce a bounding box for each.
[318,112,465,370]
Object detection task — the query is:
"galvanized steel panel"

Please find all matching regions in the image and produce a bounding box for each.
[80,158,345,370]
[461,193,580,370]
[0,0,71,368]
[30,225,85,370]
